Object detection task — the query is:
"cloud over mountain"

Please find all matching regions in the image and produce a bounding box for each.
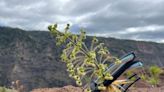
[0,0,164,42]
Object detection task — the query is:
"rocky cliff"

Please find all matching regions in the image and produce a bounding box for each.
[0,27,164,91]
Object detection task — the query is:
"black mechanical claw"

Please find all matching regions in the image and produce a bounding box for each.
[91,53,142,92]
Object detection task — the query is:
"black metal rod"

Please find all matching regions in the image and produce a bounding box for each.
[123,77,141,92]
[120,73,137,87]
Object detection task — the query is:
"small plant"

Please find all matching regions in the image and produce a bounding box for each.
[0,87,6,92]
[140,65,163,87]
[48,24,142,92]
[0,86,17,92]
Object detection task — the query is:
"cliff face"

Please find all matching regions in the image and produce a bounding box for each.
[0,27,164,91]
[0,27,75,91]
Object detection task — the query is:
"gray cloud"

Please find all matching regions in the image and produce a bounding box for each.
[117,30,164,43]
[0,0,164,43]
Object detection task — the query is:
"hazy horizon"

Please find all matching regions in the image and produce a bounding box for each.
[1,25,164,44]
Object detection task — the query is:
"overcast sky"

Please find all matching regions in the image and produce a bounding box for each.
[0,0,164,43]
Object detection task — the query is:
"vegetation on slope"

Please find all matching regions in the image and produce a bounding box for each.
[0,26,164,91]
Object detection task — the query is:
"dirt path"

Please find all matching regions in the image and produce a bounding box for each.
[31,85,164,92]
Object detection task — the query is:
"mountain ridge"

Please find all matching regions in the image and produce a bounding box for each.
[0,26,164,91]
